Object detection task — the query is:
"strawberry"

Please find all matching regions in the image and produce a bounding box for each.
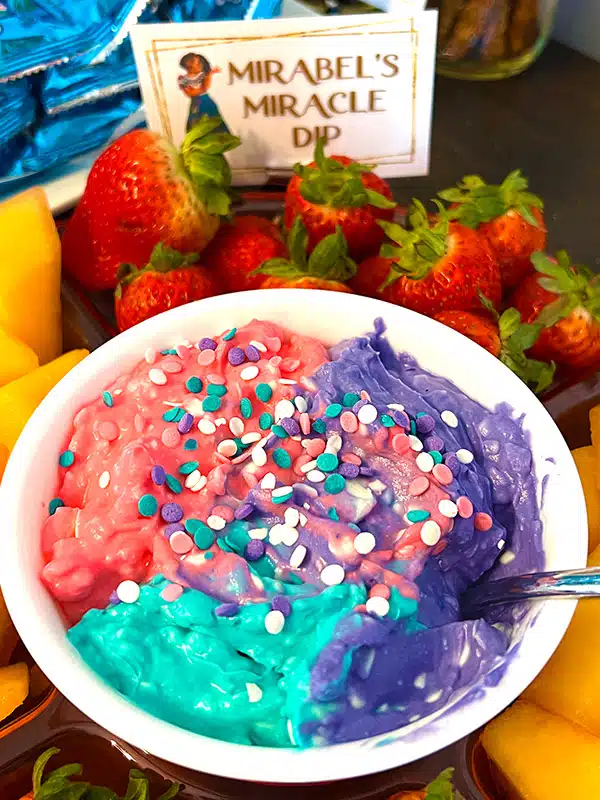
[349,254,392,298]
[512,250,600,372]
[201,214,287,292]
[114,243,221,332]
[261,275,352,293]
[434,310,501,356]
[63,117,241,291]
[283,140,396,262]
[438,170,546,290]
[365,200,501,316]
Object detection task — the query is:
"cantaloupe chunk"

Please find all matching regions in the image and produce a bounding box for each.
[0,443,8,484]
[482,700,600,799]
[0,326,39,388]
[0,662,29,721]
[0,188,62,365]
[590,404,600,490]
[572,446,600,553]
[0,349,88,450]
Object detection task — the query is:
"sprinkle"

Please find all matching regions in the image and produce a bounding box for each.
[274,399,295,421]
[207,384,227,398]
[246,539,266,561]
[300,459,318,474]
[184,470,202,489]
[99,421,120,442]
[271,424,289,439]
[190,521,215,549]
[162,360,183,374]
[354,531,376,555]
[241,432,261,444]
[217,440,238,458]
[391,433,410,455]
[380,414,396,428]
[457,448,474,464]
[409,476,430,496]
[149,368,167,386]
[246,682,263,704]
[441,410,459,428]
[59,450,75,468]
[273,448,292,469]
[392,410,411,429]
[272,596,292,618]
[265,609,285,635]
[444,453,460,472]
[339,411,358,434]
[323,403,342,419]
[289,545,307,568]
[189,475,207,493]
[252,446,267,466]
[229,417,245,437]
[432,464,453,485]
[161,584,184,603]
[163,407,182,423]
[254,384,272,405]
[207,514,227,531]
[138,494,158,517]
[250,339,267,353]
[198,337,217,350]
[48,497,64,515]
[161,502,184,523]
[215,602,238,617]
[240,398,253,419]
[324,474,345,494]
[410,420,417,435]
[312,419,327,434]
[240,366,259,381]
[456,496,474,518]
[184,439,198,451]
[170,531,194,554]
[197,349,216,366]
[293,396,307,414]
[341,392,359,407]
[307,469,325,483]
[357,404,377,425]
[407,509,431,523]
[178,461,199,476]
[474,512,493,531]
[223,327,237,341]
[102,391,113,408]
[228,347,246,366]
[198,418,217,435]
[144,348,156,363]
[259,412,274,430]
[281,418,300,436]
[420,520,442,546]
[202,396,221,413]
[339,462,360,479]
[326,433,342,453]
[234,502,254,520]
[116,580,140,604]
[281,525,299,546]
[249,527,268,540]
[416,452,435,473]
[176,413,194,435]
[409,435,423,452]
[370,583,390,599]
[245,345,261,362]
[165,475,183,494]
[366,596,390,617]
[415,414,435,434]
[320,563,345,586]
[261,472,277,490]
[316,452,338,472]
[272,486,293,504]
[99,471,111,489]
[428,451,442,466]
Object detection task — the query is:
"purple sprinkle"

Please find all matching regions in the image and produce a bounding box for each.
[416,414,435,434]
[245,539,266,561]
[199,337,217,351]
[281,417,300,436]
[228,346,246,366]
[235,502,254,520]
[424,435,445,453]
[374,317,386,336]
[272,595,292,617]
[161,502,184,523]
[444,453,460,473]
[151,465,166,486]
[109,591,120,605]
[359,466,375,477]
[215,602,239,617]
[177,412,194,434]
[164,522,185,538]
[339,462,360,479]
[245,345,261,362]
[352,398,370,415]
[392,410,411,429]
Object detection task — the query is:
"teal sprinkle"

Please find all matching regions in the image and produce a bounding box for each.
[240,398,253,419]
[416,412,427,418]
[348,523,361,532]
[272,489,293,505]
[325,403,343,418]
[324,474,345,494]
[194,525,216,549]
[406,509,430,523]
[273,448,291,469]
[184,439,198,451]
[207,384,227,397]
[163,407,183,423]
[316,452,338,472]
[223,328,237,341]
[202,396,221,413]
[59,450,75,468]
[185,376,203,393]
[102,391,113,408]
[259,412,274,430]
[343,392,360,407]
[161,348,177,355]
[410,420,417,435]
[48,497,64,515]
[430,450,443,464]
[380,414,396,428]
[217,537,234,552]
[204,552,214,560]
[179,460,200,475]
[312,418,326,434]
[328,507,340,521]
[232,438,245,454]
[165,475,183,494]
[271,424,288,439]
[255,383,273,403]
[138,494,158,517]
[184,518,203,535]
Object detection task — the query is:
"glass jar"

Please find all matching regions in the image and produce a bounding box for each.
[431,0,561,80]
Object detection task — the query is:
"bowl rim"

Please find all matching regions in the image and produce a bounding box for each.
[0,290,587,784]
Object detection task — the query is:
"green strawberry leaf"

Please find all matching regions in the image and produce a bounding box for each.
[314,138,327,171]
[377,199,448,280]
[423,767,465,799]
[254,258,302,279]
[307,226,356,281]
[530,250,600,323]
[497,306,556,394]
[122,770,150,800]
[498,307,521,340]
[364,188,396,209]
[150,243,199,271]
[299,181,326,205]
[157,786,181,800]
[287,216,308,269]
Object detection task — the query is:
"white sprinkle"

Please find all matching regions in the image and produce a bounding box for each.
[346,480,374,502]
[275,399,295,420]
[148,368,167,386]
[368,479,386,495]
[207,515,227,531]
[320,563,345,586]
[326,432,343,453]
[116,580,140,604]
[241,432,261,444]
[441,410,458,428]
[215,417,227,427]
[426,690,443,704]
[299,513,308,526]
[217,439,237,458]
[420,520,442,546]
[354,531,376,555]
[458,642,471,667]
[499,549,516,565]
[229,417,245,437]
[252,447,267,467]
[265,609,285,635]
[144,348,156,364]
[198,418,216,435]
[279,378,297,385]
[268,524,285,545]
[249,527,268,540]
[388,403,405,412]
[438,499,458,518]
[289,544,307,568]
[413,673,427,689]
[261,472,276,490]
[300,459,318,474]
[250,340,267,353]
[416,452,435,473]
[497,539,505,549]
[366,596,389,617]
[303,503,310,510]
[409,435,424,452]
[307,469,325,483]
[185,398,205,417]
[272,486,293,499]
[246,682,263,703]
[349,690,366,710]
[456,448,474,464]
[357,404,377,425]
[294,396,308,413]
[284,507,300,527]
[409,715,421,723]
[281,525,299,546]
[189,476,207,493]
[287,719,296,746]
[240,366,259,381]
[184,469,202,489]
[98,471,110,489]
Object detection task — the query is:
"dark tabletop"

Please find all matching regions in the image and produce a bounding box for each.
[389,41,600,269]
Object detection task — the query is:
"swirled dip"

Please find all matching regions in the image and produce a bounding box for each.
[41,319,543,747]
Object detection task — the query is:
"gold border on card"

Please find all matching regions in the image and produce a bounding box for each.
[145,20,419,168]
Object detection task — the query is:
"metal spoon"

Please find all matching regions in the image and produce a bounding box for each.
[461,566,600,618]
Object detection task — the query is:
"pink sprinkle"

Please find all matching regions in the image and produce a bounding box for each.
[175,345,188,358]
[161,583,184,602]
[341,453,362,466]
[340,411,358,433]
[281,358,300,373]
[369,583,391,600]
[98,421,119,442]
[360,390,371,401]
[392,433,411,455]
[161,427,181,448]
[300,412,311,435]
[212,504,235,522]
[243,472,258,489]
[206,373,225,385]
[134,414,145,434]
[198,349,216,366]
[269,356,282,368]
[474,512,493,531]
[170,532,193,554]
[304,438,326,458]
[217,439,238,458]
[408,476,430,496]
[266,336,282,352]
[432,464,453,485]
[215,452,231,464]
[231,450,252,465]
[457,496,474,519]
[294,454,313,476]
[161,359,183,374]
[354,603,367,614]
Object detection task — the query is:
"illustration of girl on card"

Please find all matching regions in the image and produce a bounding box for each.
[178,53,230,133]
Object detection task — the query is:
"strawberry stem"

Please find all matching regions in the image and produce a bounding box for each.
[531,250,600,326]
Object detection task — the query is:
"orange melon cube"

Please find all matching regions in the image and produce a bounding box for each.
[0,662,29,722]
[572,446,600,553]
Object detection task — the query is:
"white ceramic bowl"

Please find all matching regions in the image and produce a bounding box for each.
[0,290,587,784]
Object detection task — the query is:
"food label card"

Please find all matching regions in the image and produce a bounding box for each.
[131,11,438,184]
